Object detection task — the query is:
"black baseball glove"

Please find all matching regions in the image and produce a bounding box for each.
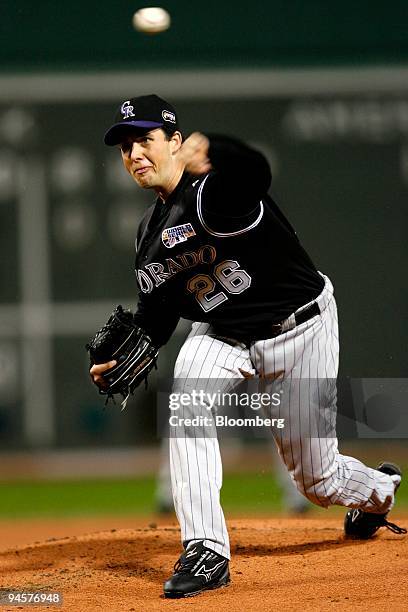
[86,305,159,409]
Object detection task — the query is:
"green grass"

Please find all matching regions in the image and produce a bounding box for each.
[0,476,156,518]
[0,471,406,519]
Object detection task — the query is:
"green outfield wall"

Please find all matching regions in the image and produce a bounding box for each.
[2,0,408,71]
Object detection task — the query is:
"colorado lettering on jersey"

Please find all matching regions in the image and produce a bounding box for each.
[136,244,217,293]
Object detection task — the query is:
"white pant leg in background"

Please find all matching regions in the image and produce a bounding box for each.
[251,275,397,514]
[169,322,255,560]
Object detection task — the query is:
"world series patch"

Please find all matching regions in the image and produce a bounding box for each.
[162,223,196,248]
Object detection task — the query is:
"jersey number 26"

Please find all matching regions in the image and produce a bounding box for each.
[187,259,251,312]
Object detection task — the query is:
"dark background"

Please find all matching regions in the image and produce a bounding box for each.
[2,1,408,70]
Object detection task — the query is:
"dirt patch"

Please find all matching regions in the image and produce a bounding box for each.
[0,516,407,611]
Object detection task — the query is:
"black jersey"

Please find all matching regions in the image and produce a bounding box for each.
[133,136,324,346]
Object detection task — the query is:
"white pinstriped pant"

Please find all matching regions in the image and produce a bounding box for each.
[169,275,399,559]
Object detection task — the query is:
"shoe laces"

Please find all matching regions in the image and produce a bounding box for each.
[383,518,407,535]
[362,511,407,535]
[174,551,207,575]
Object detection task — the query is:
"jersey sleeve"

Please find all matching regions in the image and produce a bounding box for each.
[133,292,180,348]
[203,134,272,216]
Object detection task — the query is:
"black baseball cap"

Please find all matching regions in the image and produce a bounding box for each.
[104,94,179,146]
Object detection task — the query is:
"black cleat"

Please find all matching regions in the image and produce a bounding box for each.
[344,462,407,539]
[163,541,230,598]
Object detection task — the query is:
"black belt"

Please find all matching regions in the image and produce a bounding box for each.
[269,301,320,338]
[294,301,320,327]
[212,301,321,346]
[246,301,321,343]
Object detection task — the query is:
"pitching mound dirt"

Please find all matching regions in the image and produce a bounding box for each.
[0,516,407,611]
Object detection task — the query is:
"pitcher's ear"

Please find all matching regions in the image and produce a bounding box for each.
[169,130,183,153]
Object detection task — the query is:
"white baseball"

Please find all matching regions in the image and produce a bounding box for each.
[132,7,171,34]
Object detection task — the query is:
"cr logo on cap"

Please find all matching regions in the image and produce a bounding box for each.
[162,110,176,123]
[121,101,135,119]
